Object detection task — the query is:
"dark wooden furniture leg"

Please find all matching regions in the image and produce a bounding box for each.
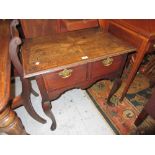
[134,109,148,126]
[9,37,46,124]
[31,88,39,97]
[135,89,155,126]
[107,54,127,105]
[107,78,122,106]
[120,39,150,101]
[0,106,27,135]
[36,76,56,130]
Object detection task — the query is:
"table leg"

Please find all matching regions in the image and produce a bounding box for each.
[42,101,57,130]
[107,78,122,106]
[0,106,27,135]
[107,54,127,106]
[120,39,150,101]
[36,75,57,130]
[134,109,148,126]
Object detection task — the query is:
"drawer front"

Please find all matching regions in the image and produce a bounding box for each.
[43,64,87,91]
[91,55,124,79]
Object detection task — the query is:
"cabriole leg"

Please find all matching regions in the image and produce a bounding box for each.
[42,101,57,130]
[107,78,122,106]
[36,75,57,131]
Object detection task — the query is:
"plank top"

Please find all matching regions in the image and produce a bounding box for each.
[22,28,136,78]
[0,20,11,112]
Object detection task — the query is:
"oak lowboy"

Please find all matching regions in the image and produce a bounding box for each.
[10,20,136,130]
[40,54,126,101]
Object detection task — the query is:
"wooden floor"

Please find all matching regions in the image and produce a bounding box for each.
[14,77,115,135]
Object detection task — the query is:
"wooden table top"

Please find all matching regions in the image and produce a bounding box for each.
[111,19,155,40]
[0,21,11,112]
[22,28,136,78]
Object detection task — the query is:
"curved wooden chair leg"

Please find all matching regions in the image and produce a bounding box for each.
[12,94,46,124]
[12,90,46,124]
[21,78,46,124]
[9,27,46,125]
[42,101,57,130]
[107,78,122,106]
[0,106,28,135]
[22,97,46,124]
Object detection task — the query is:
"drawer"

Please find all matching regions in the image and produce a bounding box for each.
[43,64,87,91]
[91,55,125,79]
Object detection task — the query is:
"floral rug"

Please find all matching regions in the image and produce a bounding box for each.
[87,72,155,135]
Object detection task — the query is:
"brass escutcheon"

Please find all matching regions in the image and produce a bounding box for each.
[102,57,113,66]
[58,68,73,78]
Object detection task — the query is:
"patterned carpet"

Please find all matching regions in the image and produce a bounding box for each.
[87,65,155,135]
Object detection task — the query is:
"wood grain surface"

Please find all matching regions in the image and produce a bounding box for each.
[60,19,99,31]
[0,20,11,112]
[22,28,136,78]
[20,19,58,38]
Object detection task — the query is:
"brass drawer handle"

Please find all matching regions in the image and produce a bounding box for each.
[102,57,114,66]
[153,44,155,48]
[58,69,73,78]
